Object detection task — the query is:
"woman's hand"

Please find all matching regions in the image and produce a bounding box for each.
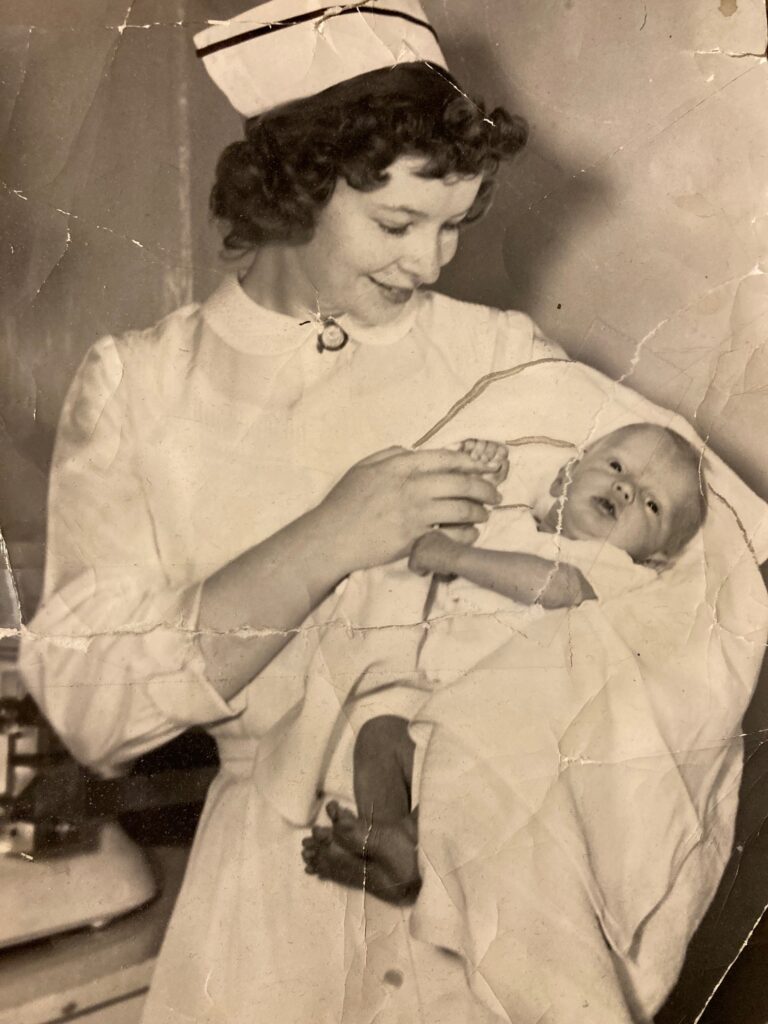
[315,446,501,573]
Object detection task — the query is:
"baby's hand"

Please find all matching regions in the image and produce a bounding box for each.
[459,439,509,486]
[408,530,462,577]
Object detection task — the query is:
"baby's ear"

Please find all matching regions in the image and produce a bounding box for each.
[549,460,578,497]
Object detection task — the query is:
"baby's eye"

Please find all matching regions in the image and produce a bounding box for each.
[609,459,623,472]
[646,499,660,515]
[377,222,410,237]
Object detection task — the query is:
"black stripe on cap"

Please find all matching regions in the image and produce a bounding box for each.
[196,5,440,58]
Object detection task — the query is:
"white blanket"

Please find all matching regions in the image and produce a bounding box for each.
[411,494,761,1010]
[258,360,768,1021]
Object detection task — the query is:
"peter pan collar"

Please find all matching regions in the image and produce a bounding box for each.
[201,274,422,356]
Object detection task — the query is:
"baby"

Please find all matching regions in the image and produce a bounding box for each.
[303,423,708,901]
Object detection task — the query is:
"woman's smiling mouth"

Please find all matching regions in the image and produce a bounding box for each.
[368,276,414,304]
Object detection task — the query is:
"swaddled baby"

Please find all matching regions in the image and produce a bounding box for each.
[303,422,708,900]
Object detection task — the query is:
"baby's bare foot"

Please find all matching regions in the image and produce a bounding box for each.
[302,833,419,903]
[302,828,369,890]
[329,802,420,899]
[301,803,421,905]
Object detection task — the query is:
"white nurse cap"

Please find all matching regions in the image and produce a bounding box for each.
[194,1,448,118]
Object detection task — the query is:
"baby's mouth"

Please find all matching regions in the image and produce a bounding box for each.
[591,495,617,519]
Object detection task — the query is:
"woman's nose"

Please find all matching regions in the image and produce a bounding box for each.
[612,478,636,504]
[398,232,449,286]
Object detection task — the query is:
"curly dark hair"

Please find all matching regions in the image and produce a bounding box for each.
[211,62,528,251]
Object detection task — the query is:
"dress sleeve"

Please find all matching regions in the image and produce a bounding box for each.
[491,310,568,369]
[19,337,245,772]
[541,535,655,601]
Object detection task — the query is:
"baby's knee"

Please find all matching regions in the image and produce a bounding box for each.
[355,715,411,762]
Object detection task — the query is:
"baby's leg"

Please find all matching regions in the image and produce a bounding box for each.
[354,715,414,824]
[302,716,421,904]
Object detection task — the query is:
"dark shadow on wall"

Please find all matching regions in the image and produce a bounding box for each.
[434,32,612,326]
[656,570,768,1024]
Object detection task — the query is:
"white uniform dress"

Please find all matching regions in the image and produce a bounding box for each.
[20,276,562,1024]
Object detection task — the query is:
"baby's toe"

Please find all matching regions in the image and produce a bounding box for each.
[301,836,321,873]
[325,800,341,821]
[311,824,333,845]
[331,806,359,836]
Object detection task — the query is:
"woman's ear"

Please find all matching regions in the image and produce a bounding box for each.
[550,460,579,497]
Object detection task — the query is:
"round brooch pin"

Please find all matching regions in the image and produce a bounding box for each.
[316,318,349,353]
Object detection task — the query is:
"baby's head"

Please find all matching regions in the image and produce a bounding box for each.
[544,423,707,564]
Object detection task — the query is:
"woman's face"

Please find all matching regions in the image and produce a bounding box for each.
[298,156,485,326]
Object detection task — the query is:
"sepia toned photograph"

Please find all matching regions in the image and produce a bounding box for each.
[1,2,767,1022]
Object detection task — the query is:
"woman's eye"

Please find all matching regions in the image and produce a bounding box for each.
[609,460,622,472]
[646,499,660,515]
[377,222,410,237]
[441,221,464,233]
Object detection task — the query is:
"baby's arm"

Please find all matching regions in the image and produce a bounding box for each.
[409,531,596,610]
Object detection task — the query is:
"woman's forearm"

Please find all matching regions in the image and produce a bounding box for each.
[450,546,596,609]
[198,447,502,702]
[197,505,352,702]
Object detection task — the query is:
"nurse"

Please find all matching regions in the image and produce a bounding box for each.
[21,2,563,1021]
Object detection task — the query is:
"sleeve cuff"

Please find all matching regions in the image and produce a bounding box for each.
[144,582,248,728]
[547,537,655,601]
[481,513,653,602]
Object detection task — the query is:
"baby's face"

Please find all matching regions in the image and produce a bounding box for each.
[552,427,698,561]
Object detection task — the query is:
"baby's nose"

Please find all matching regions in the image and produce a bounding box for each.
[612,478,635,504]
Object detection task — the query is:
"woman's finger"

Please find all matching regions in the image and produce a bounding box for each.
[403,448,499,475]
[418,471,501,506]
[428,499,491,525]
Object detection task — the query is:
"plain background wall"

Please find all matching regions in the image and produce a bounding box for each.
[431,0,768,499]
